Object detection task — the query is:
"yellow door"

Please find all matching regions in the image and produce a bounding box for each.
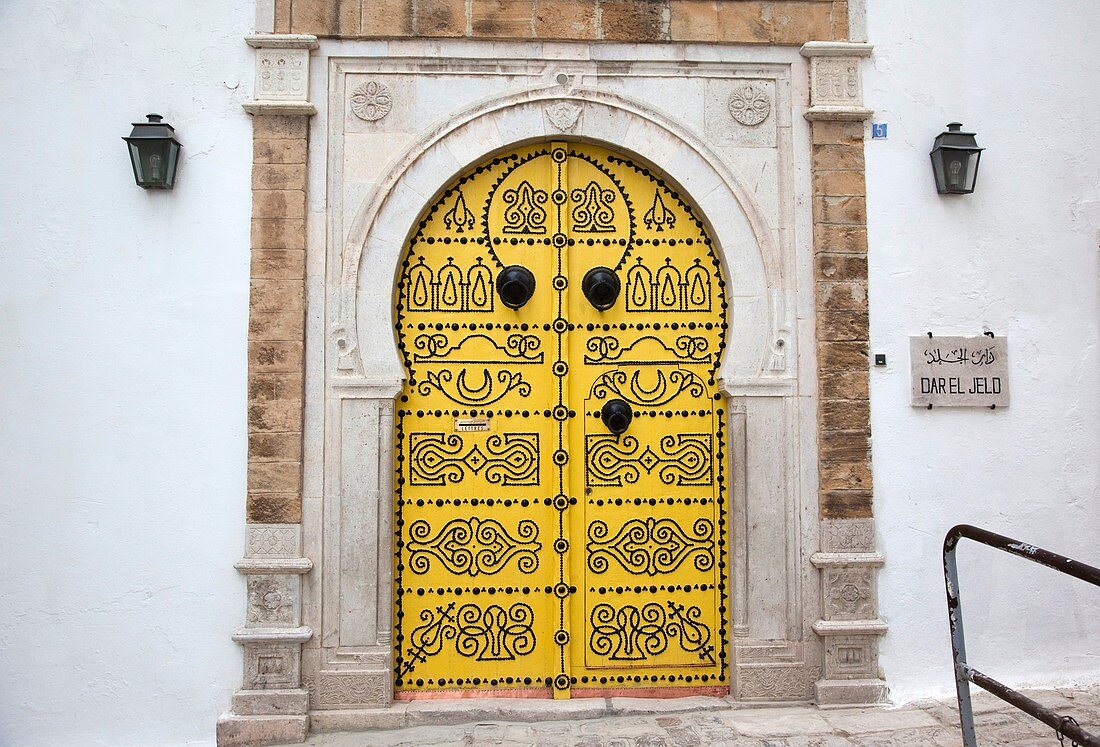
[394,142,728,699]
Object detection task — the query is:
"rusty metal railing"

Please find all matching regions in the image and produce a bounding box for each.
[943,524,1100,747]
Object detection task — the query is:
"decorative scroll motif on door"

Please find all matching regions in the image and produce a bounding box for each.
[401,601,537,674]
[501,180,549,234]
[585,434,714,488]
[589,601,715,664]
[584,335,713,366]
[413,333,545,364]
[590,369,706,407]
[642,188,676,232]
[586,517,714,576]
[409,433,540,486]
[571,180,617,232]
[417,368,531,405]
[408,517,542,576]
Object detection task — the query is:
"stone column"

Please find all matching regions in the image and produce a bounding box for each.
[217,33,318,747]
[800,41,887,706]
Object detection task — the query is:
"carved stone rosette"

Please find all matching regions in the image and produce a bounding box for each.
[811,519,887,705]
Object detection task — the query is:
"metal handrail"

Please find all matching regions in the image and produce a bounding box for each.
[943,524,1100,747]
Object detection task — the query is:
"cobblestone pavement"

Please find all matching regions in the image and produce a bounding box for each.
[295,685,1099,746]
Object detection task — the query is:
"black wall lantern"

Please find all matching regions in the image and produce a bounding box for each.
[930,122,983,195]
[123,114,182,189]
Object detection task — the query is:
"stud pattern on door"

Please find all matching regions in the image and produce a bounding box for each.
[394,142,728,698]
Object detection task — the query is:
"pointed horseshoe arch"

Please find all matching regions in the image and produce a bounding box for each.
[334,88,783,393]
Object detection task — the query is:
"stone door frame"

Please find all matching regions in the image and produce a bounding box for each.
[220,39,886,743]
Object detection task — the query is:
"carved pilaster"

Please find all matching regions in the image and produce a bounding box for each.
[811,520,887,706]
[218,33,318,747]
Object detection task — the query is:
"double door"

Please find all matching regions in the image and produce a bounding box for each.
[393,142,728,698]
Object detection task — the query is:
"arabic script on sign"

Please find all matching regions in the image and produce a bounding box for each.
[910,335,1009,408]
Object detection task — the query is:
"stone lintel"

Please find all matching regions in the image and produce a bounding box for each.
[245,34,319,50]
[812,619,888,637]
[235,557,314,574]
[805,107,874,122]
[800,42,874,58]
[243,102,318,117]
[233,625,314,644]
[810,551,884,568]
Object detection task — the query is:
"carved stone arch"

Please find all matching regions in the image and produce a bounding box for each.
[334,88,784,393]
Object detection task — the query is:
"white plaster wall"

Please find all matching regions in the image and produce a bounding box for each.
[0,1,254,744]
[865,1,1100,702]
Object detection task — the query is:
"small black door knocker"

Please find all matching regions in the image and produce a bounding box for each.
[496,265,536,309]
[601,399,633,435]
[582,266,620,311]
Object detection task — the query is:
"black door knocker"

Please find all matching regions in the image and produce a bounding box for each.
[496,265,536,309]
[582,266,620,311]
[601,398,632,436]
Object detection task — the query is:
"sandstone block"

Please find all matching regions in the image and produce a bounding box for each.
[249,432,304,462]
[249,341,305,374]
[534,0,598,39]
[670,1,717,41]
[816,281,868,312]
[253,163,308,191]
[252,116,309,140]
[715,2,769,43]
[814,224,868,254]
[247,493,303,524]
[818,429,870,461]
[814,195,867,225]
[249,461,303,494]
[820,489,873,519]
[818,341,868,371]
[820,459,872,492]
[250,279,305,315]
[821,398,870,431]
[251,249,306,281]
[362,0,413,35]
[813,143,865,172]
[600,0,664,42]
[816,254,868,282]
[254,139,308,165]
[813,169,866,197]
[248,399,303,433]
[811,120,864,146]
[766,2,835,45]
[251,218,306,250]
[471,0,535,38]
[418,0,467,37]
[249,310,305,341]
[818,311,869,343]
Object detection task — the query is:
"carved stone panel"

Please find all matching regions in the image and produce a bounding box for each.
[304,671,391,709]
[822,635,878,680]
[247,575,300,627]
[256,48,309,101]
[244,642,302,690]
[737,664,818,700]
[823,567,875,621]
[810,58,862,108]
[247,524,301,558]
[822,518,875,552]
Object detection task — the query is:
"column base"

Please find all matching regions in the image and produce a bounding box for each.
[216,713,309,747]
[814,678,888,707]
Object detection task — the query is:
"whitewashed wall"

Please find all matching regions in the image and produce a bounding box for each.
[0,1,254,745]
[866,1,1100,702]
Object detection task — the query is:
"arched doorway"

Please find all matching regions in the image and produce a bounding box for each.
[392,141,729,699]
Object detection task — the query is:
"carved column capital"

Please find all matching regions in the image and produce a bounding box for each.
[243,34,319,117]
[800,42,874,121]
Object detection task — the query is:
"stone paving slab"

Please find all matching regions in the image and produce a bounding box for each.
[290,685,1100,746]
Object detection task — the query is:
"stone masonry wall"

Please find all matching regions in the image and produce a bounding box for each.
[811,119,871,519]
[247,114,310,524]
[272,0,850,44]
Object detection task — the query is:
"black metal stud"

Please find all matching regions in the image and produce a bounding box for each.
[601,398,632,435]
[582,266,620,311]
[496,265,536,309]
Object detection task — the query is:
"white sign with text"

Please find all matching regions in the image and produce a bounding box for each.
[910,335,1009,408]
